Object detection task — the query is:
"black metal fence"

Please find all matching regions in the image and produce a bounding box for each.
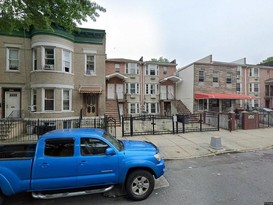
[0,116,116,143]
[258,112,273,128]
[122,113,220,137]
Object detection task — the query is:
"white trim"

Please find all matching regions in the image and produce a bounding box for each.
[62,49,72,73]
[4,43,22,48]
[31,84,74,89]
[42,88,55,112]
[62,89,72,111]
[32,41,74,52]
[83,48,97,54]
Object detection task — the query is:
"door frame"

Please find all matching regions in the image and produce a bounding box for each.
[3,88,21,118]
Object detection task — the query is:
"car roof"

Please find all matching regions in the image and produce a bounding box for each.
[40,128,105,139]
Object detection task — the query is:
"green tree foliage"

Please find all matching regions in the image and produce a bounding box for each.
[0,0,106,32]
[151,56,170,63]
[260,56,273,64]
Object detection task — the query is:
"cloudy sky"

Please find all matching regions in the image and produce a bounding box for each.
[81,0,273,67]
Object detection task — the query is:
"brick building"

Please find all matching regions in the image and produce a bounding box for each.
[105,58,182,123]
[0,26,106,124]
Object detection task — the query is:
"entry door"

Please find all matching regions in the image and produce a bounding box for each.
[160,86,166,100]
[116,84,123,100]
[107,84,115,99]
[168,85,174,100]
[86,94,97,116]
[5,91,20,118]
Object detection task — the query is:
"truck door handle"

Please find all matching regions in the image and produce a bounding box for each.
[41,162,49,168]
[80,161,88,165]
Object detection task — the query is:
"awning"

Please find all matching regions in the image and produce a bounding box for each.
[195,92,256,100]
[106,73,128,80]
[160,75,182,83]
[79,85,102,93]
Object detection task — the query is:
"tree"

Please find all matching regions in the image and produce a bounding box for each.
[0,0,106,32]
[151,56,170,63]
[260,56,273,64]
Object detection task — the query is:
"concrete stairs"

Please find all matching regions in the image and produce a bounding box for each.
[172,99,191,115]
[105,100,120,126]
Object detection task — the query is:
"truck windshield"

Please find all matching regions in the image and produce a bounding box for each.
[103,132,123,151]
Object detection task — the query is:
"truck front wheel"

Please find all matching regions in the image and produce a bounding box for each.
[125,170,155,201]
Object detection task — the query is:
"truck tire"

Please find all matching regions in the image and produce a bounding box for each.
[125,170,155,201]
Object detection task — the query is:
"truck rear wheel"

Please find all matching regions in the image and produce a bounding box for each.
[125,170,154,201]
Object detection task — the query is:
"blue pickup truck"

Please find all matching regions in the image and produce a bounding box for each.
[0,128,165,202]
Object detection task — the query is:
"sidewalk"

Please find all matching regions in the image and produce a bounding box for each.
[117,128,273,160]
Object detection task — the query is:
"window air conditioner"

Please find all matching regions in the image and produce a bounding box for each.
[44,64,54,70]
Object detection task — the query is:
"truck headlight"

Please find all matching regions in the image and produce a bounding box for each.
[154,153,162,161]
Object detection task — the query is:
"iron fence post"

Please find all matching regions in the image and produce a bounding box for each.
[121,115,124,137]
[200,113,202,132]
[182,114,185,133]
[218,113,220,131]
[130,115,133,136]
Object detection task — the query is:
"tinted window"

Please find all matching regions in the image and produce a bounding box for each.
[45,138,74,157]
[81,138,109,156]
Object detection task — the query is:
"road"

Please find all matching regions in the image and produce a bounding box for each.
[3,149,273,205]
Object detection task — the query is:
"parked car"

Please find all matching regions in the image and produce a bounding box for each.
[0,128,165,202]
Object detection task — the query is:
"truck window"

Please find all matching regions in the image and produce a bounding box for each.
[80,138,109,156]
[44,138,74,157]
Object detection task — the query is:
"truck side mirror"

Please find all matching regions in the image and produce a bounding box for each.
[105,148,115,156]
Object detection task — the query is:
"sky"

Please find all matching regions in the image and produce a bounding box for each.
[81,0,273,67]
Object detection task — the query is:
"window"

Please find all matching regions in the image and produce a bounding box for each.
[31,89,37,112]
[254,83,259,92]
[86,54,95,75]
[145,103,158,114]
[7,48,19,71]
[128,83,139,94]
[45,138,74,157]
[163,67,168,75]
[198,70,205,82]
[198,99,208,111]
[44,89,54,111]
[80,138,109,156]
[254,68,259,77]
[44,48,54,69]
[63,50,71,72]
[213,71,219,83]
[63,89,71,111]
[145,84,158,94]
[63,120,72,129]
[236,66,241,76]
[129,103,139,114]
[126,63,138,74]
[33,48,37,70]
[249,83,259,93]
[249,67,259,77]
[150,103,157,114]
[236,83,241,92]
[115,64,120,73]
[146,64,158,76]
[226,72,232,84]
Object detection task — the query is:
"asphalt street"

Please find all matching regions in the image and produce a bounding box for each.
[3,148,273,205]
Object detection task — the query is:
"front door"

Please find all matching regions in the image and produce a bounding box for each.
[168,85,174,100]
[119,103,123,116]
[5,91,20,118]
[107,84,115,99]
[160,86,166,100]
[86,94,97,116]
[116,84,123,100]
